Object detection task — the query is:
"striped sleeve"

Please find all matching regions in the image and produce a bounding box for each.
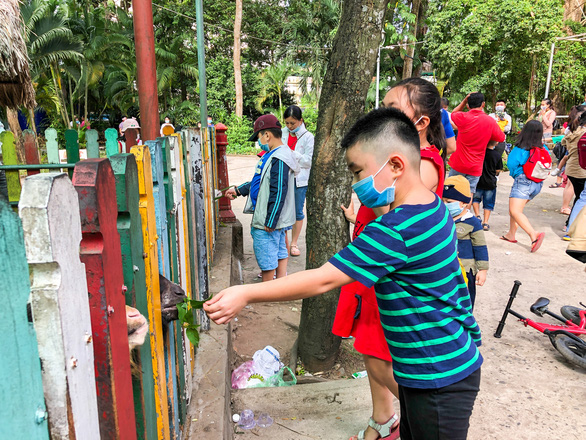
[265,158,290,229]
[329,220,408,288]
[469,220,489,271]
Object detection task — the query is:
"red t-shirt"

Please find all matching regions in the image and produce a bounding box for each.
[287,134,298,151]
[421,145,445,198]
[449,108,505,176]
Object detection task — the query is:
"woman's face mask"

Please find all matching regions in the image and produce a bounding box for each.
[351,160,396,208]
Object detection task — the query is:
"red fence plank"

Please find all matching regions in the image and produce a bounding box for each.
[73,159,137,440]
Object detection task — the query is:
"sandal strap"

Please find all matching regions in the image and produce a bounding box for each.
[367,414,399,437]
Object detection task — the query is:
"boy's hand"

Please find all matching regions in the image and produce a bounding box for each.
[264,226,275,233]
[225,187,237,199]
[476,270,487,286]
[341,201,356,224]
[203,285,248,324]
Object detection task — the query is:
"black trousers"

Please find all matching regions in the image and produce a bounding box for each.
[466,269,476,311]
[567,176,586,227]
[399,367,481,440]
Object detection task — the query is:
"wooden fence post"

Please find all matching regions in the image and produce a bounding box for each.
[19,173,100,440]
[105,128,119,157]
[73,159,137,440]
[159,136,188,424]
[1,131,21,203]
[65,129,80,165]
[131,145,171,440]
[23,129,40,176]
[0,199,49,440]
[109,154,157,440]
[86,129,100,159]
[187,130,211,331]
[146,140,170,277]
[45,129,60,164]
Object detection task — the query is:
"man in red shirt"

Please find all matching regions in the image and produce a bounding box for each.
[449,93,506,195]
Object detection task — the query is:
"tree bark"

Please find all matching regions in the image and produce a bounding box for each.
[563,0,583,22]
[234,0,243,117]
[300,0,389,372]
[6,107,25,163]
[402,0,421,79]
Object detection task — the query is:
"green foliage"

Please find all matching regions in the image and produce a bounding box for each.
[176,296,212,347]
[301,107,318,135]
[226,114,258,155]
[424,0,579,116]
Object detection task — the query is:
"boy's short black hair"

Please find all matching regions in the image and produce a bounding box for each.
[467,93,485,109]
[261,128,282,139]
[496,98,506,104]
[341,107,421,165]
[441,97,449,107]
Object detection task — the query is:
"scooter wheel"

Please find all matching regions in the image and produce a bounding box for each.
[552,334,586,369]
[560,306,582,326]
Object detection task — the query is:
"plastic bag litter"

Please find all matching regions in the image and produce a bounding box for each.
[231,345,296,389]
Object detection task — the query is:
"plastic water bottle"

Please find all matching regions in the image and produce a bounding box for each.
[252,345,282,379]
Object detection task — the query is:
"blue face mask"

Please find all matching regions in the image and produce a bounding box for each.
[352,160,396,208]
[258,135,270,152]
[445,201,464,217]
[290,125,301,134]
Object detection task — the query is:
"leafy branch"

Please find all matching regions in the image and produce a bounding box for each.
[176,296,211,347]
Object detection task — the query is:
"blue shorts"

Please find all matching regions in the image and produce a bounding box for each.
[295,185,308,221]
[251,227,288,271]
[472,188,497,211]
[509,174,543,200]
[448,169,481,194]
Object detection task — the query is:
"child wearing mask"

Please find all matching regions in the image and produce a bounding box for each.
[225,114,300,282]
[443,175,489,309]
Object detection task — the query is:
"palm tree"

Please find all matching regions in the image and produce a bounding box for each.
[20,0,84,127]
[256,61,296,121]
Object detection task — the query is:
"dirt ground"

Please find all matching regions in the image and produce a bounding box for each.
[227,155,586,439]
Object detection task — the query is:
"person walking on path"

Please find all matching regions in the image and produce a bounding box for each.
[281,105,314,257]
[449,93,506,196]
[205,108,483,440]
[500,120,548,252]
[538,98,557,141]
[225,114,300,282]
[472,142,503,230]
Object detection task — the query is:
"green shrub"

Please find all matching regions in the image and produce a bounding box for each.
[225,114,259,155]
[301,107,318,135]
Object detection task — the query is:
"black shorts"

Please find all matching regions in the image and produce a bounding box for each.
[399,367,481,440]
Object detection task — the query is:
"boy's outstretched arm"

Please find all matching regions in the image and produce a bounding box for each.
[204,263,354,324]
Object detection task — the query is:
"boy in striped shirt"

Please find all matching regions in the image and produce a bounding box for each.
[205,107,482,440]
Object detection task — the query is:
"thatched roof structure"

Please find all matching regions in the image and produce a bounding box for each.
[0,0,36,109]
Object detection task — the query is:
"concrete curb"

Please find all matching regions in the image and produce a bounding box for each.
[185,221,243,440]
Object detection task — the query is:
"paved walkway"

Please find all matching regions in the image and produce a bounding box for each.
[224,155,586,440]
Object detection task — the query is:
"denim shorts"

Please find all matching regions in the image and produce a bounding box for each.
[472,188,497,211]
[509,174,543,200]
[295,185,308,221]
[448,169,481,194]
[251,227,288,271]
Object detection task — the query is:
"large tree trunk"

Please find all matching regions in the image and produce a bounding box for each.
[234,0,243,117]
[300,0,389,372]
[6,107,25,163]
[402,0,421,79]
[563,0,583,22]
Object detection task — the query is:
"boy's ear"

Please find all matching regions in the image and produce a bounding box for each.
[388,154,406,176]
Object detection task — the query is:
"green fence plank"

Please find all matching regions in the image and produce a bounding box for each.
[1,131,21,203]
[0,199,50,440]
[86,129,100,158]
[105,128,119,157]
[45,129,60,164]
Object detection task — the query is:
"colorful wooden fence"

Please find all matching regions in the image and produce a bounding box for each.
[0,126,221,439]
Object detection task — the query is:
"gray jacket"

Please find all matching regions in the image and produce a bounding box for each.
[281,123,314,187]
[244,145,300,230]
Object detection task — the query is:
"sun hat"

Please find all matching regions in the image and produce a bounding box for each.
[121,117,140,133]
